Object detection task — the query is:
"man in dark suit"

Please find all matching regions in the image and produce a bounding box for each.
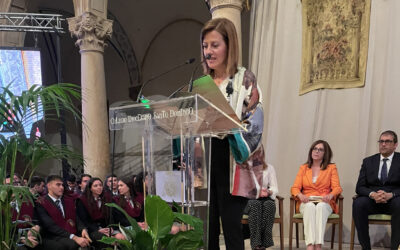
[353,130,400,250]
[35,175,91,250]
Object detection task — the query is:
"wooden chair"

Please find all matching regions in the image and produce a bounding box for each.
[350,195,391,250]
[241,195,284,250]
[288,195,343,250]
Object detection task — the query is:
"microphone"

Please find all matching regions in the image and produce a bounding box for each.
[187,54,211,93]
[136,58,195,102]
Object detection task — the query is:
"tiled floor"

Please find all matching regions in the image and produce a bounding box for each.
[219,236,390,249]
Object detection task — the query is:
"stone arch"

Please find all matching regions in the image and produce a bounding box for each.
[139,18,205,97]
[141,18,204,75]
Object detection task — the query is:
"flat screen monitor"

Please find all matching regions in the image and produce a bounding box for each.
[0,47,43,139]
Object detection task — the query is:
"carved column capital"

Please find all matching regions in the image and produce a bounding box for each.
[67,12,113,52]
[208,0,245,13]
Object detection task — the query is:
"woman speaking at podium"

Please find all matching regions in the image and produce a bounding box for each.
[200,18,265,250]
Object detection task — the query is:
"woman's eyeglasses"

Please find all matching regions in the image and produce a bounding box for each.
[312,147,324,153]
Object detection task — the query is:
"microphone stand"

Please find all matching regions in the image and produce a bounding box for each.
[188,61,204,93]
[136,58,195,102]
[168,59,207,99]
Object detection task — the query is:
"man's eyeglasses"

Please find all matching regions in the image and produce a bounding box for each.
[312,147,325,153]
[378,140,394,144]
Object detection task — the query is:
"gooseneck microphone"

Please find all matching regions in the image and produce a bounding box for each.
[136,58,195,102]
[187,54,211,93]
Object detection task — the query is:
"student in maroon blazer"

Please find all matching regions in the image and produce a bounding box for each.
[35,175,90,250]
[77,178,124,249]
[113,175,144,226]
[8,175,41,249]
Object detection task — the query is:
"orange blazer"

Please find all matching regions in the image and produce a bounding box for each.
[290,163,342,213]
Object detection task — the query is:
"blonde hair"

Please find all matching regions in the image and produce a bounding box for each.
[200,18,239,77]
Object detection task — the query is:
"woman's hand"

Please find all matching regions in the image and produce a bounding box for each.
[297,193,309,203]
[260,188,270,198]
[137,222,148,230]
[99,227,113,235]
[114,233,126,240]
[322,194,334,203]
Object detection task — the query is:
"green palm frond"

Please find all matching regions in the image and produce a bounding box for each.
[0,83,82,137]
[0,83,83,249]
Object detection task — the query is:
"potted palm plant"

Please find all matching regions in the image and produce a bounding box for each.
[0,83,83,249]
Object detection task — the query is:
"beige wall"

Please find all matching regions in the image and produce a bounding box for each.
[250,0,400,246]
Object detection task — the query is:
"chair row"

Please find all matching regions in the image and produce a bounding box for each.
[241,195,392,250]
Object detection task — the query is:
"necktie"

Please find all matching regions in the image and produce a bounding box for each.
[381,158,388,183]
[55,199,65,218]
[96,197,102,208]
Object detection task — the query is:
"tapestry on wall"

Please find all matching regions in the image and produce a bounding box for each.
[299,0,371,95]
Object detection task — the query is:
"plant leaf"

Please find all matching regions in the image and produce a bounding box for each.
[104,202,141,233]
[134,230,154,250]
[166,230,204,250]
[145,195,174,240]
[173,212,204,234]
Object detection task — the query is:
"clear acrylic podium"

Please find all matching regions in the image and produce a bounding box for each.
[109,94,244,248]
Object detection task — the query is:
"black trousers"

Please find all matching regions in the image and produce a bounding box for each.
[41,237,79,250]
[89,230,111,250]
[353,196,400,250]
[208,138,248,250]
[248,198,275,249]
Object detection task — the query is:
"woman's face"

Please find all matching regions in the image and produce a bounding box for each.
[90,180,103,197]
[118,180,129,196]
[202,30,228,74]
[311,143,325,162]
[107,177,118,190]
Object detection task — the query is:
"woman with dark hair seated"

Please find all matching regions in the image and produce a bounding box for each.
[76,177,124,249]
[114,175,144,227]
[291,140,342,250]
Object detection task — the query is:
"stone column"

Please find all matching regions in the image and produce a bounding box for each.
[208,0,245,65]
[67,0,112,179]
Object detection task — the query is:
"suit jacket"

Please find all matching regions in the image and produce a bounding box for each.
[12,201,35,229]
[76,193,113,233]
[35,195,85,239]
[113,192,144,226]
[355,152,400,197]
[291,163,342,213]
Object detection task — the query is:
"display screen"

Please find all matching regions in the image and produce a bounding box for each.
[0,48,43,139]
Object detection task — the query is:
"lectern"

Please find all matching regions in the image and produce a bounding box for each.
[109,94,244,248]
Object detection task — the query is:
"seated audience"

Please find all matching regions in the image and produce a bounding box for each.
[114,175,144,226]
[64,175,79,199]
[66,175,78,193]
[134,171,149,195]
[247,163,278,250]
[35,175,90,249]
[17,225,41,250]
[76,174,91,195]
[353,130,400,250]
[29,176,45,196]
[105,174,119,196]
[291,140,342,250]
[23,177,28,186]
[76,177,124,249]
[5,173,22,186]
[7,174,41,250]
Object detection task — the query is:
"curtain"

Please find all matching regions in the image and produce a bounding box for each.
[249,0,400,245]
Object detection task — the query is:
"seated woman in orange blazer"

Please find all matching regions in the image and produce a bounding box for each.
[291,140,342,250]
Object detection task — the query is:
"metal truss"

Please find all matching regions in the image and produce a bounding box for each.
[0,12,65,33]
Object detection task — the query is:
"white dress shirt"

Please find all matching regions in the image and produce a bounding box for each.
[262,164,279,200]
